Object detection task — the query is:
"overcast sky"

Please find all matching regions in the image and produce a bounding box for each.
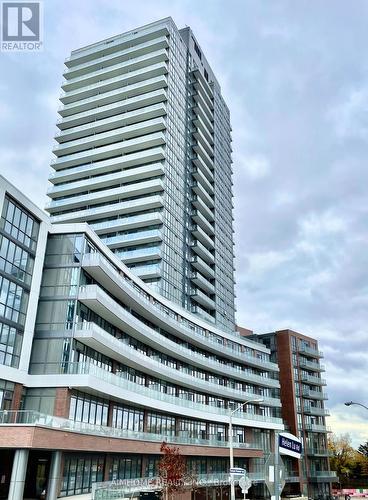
[1,0,367,446]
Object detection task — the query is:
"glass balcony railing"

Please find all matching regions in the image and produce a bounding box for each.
[0,410,261,450]
[82,252,280,373]
[32,361,284,426]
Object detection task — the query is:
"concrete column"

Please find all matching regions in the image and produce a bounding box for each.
[46,451,62,500]
[8,449,29,500]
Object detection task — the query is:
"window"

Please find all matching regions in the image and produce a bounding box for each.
[60,454,105,496]
[69,392,109,426]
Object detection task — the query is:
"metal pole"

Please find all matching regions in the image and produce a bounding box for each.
[229,411,235,500]
[274,432,279,500]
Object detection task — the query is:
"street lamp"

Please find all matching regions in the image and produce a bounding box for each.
[229,398,264,500]
[345,401,368,411]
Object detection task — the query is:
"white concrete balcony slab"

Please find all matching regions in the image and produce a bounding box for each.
[53,117,166,156]
[193,79,214,111]
[192,100,214,133]
[191,224,215,251]
[190,255,215,279]
[191,195,214,223]
[90,212,163,235]
[49,146,165,184]
[100,228,162,249]
[77,261,280,376]
[192,140,214,170]
[28,361,284,429]
[77,264,280,380]
[192,68,214,104]
[193,92,213,125]
[192,166,214,196]
[116,246,162,264]
[63,37,169,80]
[192,127,213,159]
[192,113,213,145]
[191,153,214,182]
[73,322,279,399]
[190,240,215,265]
[46,179,164,214]
[48,163,164,198]
[59,61,168,105]
[64,25,169,68]
[49,194,163,223]
[192,180,214,209]
[190,209,215,237]
[130,263,161,279]
[55,102,167,143]
[190,271,215,295]
[50,131,165,170]
[61,49,169,94]
[57,81,167,124]
[191,287,216,310]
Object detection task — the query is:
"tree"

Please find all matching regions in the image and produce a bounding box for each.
[358,441,368,458]
[158,441,187,500]
[328,433,356,484]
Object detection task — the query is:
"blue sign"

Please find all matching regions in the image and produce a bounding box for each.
[278,433,302,459]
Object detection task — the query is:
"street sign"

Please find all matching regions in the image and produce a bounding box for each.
[264,453,286,497]
[239,475,252,494]
[278,432,302,459]
[229,467,246,475]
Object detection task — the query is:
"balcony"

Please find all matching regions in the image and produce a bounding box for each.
[50,194,163,223]
[190,271,215,295]
[64,36,169,79]
[64,25,170,67]
[91,212,163,235]
[302,422,331,433]
[48,163,164,198]
[57,82,167,127]
[190,255,215,279]
[298,358,325,372]
[192,91,214,125]
[51,131,166,170]
[0,409,261,452]
[192,125,214,158]
[192,113,213,146]
[29,360,284,428]
[81,254,280,375]
[308,470,338,481]
[192,140,214,170]
[62,49,169,93]
[191,305,215,324]
[298,344,323,358]
[60,59,169,105]
[53,117,166,156]
[191,153,214,182]
[302,388,328,400]
[100,228,162,249]
[191,224,215,250]
[73,322,279,398]
[302,406,330,417]
[190,209,215,237]
[300,373,327,386]
[116,246,162,264]
[46,178,164,214]
[191,240,215,265]
[192,166,214,196]
[192,69,214,107]
[192,99,214,133]
[191,180,214,209]
[55,102,167,144]
[306,447,333,457]
[130,263,161,279]
[191,287,216,310]
[191,195,214,223]
[49,146,165,184]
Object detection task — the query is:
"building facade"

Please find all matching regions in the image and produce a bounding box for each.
[46,17,236,333]
[257,330,337,498]
[0,175,284,499]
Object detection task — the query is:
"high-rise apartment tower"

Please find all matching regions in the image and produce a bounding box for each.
[46,18,235,332]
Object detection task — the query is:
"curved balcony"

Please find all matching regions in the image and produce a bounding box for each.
[48,146,165,184]
[29,361,284,429]
[116,246,162,264]
[100,228,162,249]
[50,194,164,223]
[48,163,164,198]
[81,252,280,373]
[90,212,163,235]
[74,322,279,398]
